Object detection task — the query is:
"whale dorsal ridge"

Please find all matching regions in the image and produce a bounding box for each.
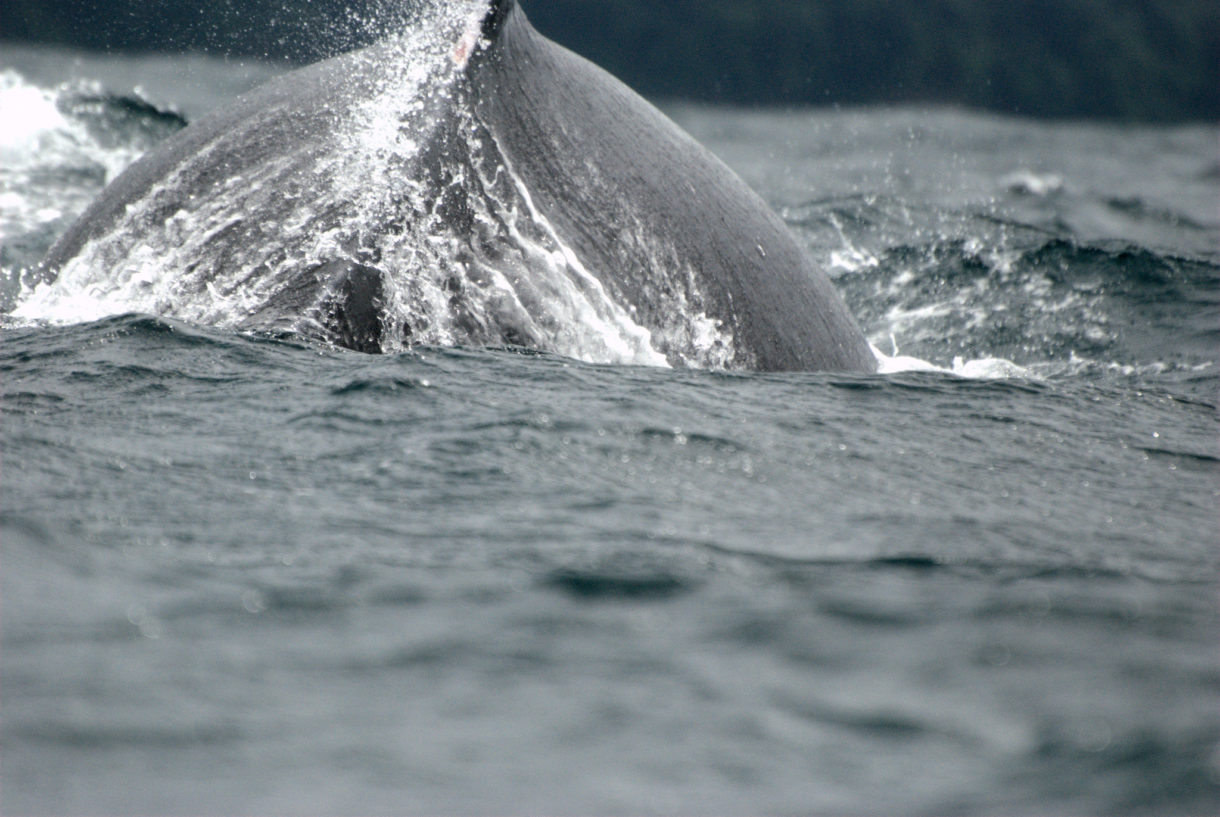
[480,0,516,40]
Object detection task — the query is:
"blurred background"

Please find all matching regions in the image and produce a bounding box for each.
[2,0,1217,121]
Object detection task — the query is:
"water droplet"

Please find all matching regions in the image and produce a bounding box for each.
[241,589,268,614]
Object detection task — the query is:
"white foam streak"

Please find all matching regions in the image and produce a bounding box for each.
[490,149,669,367]
[871,342,1030,379]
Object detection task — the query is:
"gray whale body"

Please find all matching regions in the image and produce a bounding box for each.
[39,0,877,372]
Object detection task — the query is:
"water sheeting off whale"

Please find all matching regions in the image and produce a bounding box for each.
[24,0,878,372]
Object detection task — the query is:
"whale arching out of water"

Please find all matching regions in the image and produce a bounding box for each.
[36,0,877,372]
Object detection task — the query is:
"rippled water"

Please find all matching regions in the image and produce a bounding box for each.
[2,46,1218,815]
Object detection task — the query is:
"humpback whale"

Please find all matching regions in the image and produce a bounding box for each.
[31,0,877,372]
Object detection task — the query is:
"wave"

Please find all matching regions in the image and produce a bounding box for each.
[0,69,187,191]
[794,195,1220,374]
[1103,195,1213,233]
[0,69,188,301]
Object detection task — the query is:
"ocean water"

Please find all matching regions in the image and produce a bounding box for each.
[2,42,1219,815]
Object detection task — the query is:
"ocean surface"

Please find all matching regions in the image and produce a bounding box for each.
[2,41,1219,815]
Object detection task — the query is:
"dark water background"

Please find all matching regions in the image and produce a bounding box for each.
[7,0,1218,120]
[2,45,1219,814]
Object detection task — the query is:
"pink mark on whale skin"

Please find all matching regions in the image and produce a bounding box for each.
[453,15,485,68]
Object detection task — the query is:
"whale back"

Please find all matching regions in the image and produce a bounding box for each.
[472,4,875,371]
[28,0,876,372]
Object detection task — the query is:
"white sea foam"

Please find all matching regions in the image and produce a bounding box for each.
[1000,169,1065,197]
[0,70,72,153]
[871,340,1030,379]
[0,72,89,246]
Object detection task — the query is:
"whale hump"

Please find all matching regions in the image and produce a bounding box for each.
[29,0,877,372]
